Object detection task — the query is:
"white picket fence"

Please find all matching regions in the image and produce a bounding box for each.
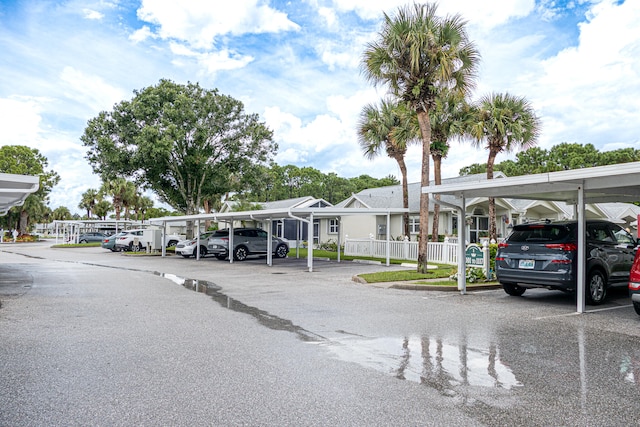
[344,237,459,265]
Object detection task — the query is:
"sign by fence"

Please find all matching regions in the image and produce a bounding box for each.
[465,244,484,267]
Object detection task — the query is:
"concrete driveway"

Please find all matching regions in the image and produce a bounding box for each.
[1,242,640,426]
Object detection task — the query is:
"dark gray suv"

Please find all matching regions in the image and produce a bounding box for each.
[207,228,289,261]
[495,220,637,304]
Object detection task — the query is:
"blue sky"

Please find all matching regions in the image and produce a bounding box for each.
[1,0,638,214]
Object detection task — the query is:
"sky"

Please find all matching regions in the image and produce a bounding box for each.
[1,0,639,214]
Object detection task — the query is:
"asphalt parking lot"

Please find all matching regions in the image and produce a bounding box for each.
[2,242,640,426]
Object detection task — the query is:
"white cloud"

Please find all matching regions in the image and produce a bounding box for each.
[0,96,46,145]
[82,9,104,20]
[168,42,254,74]
[129,25,155,43]
[136,0,300,49]
[59,67,128,114]
[524,0,640,148]
[330,0,535,29]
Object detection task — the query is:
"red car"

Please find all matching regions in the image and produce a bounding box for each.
[628,249,640,315]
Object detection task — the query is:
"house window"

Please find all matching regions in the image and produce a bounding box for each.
[328,219,339,234]
[468,215,489,243]
[409,216,420,234]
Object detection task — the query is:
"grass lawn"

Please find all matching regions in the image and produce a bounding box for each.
[51,242,102,248]
[289,248,458,284]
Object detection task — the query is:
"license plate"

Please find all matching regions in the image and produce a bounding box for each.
[519,259,535,269]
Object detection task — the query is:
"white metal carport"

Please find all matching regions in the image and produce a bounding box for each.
[423,161,640,313]
[150,207,407,272]
[0,173,39,216]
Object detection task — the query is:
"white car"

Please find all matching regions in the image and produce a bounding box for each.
[115,228,182,252]
[175,231,219,258]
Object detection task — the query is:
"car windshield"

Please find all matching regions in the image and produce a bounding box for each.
[507,224,572,243]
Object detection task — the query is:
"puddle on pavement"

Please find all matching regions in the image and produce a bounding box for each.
[158,273,325,342]
[319,334,522,394]
[158,271,522,395]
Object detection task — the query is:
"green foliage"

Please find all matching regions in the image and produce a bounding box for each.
[318,240,340,251]
[460,143,640,177]
[449,267,488,283]
[82,79,276,215]
[239,164,399,205]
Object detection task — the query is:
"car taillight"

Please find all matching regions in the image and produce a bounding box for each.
[498,242,508,248]
[495,256,505,261]
[629,281,640,291]
[545,243,577,251]
[221,237,229,242]
[551,259,572,264]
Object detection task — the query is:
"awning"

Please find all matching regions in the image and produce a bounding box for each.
[423,161,640,313]
[0,173,40,216]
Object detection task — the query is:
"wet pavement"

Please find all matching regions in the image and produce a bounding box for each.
[1,242,640,426]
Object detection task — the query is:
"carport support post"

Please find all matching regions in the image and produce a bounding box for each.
[267,219,273,266]
[308,212,314,272]
[195,220,200,260]
[576,185,586,313]
[458,197,467,294]
[385,212,391,266]
[161,221,167,257]
[336,217,341,263]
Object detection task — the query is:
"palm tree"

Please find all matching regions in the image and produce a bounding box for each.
[362,3,480,273]
[51,206,72,221]
[134,195,154,221]
[358,99,419,238]
[468,92,541,240]
[100,178,135,220]
[120,182,138,220]
[93,200,112,220]
[78,188,99,219]
[429,92,471,240]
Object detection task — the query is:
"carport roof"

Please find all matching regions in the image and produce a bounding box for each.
[150,207,408,224]
[0,173,40,216]
[422,161,640,204]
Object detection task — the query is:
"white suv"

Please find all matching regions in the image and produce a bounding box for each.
[115,228,182,252]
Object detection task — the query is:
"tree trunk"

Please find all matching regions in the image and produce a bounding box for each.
[203,199,212,231]
[394,155,410,239]
[487,150,497,241]
[431,154,442,242]
[416,110,431,273]
[19,209,28,234]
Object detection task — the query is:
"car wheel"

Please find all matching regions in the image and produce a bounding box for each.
[586,270,607,305]
[198,246,208,257]
[634,302,640,316]
[275,244,288,258]
[167,240,178,248]
[79,239,88,244]
[233,246,248,261]
[215,254,226,260]
[502,282,526,296]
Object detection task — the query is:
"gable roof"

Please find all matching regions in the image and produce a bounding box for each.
[335,173,506,212]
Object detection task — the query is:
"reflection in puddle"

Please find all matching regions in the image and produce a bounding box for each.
[159,272,522,394]
[322,335,522,392]
[159,273,325,342]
